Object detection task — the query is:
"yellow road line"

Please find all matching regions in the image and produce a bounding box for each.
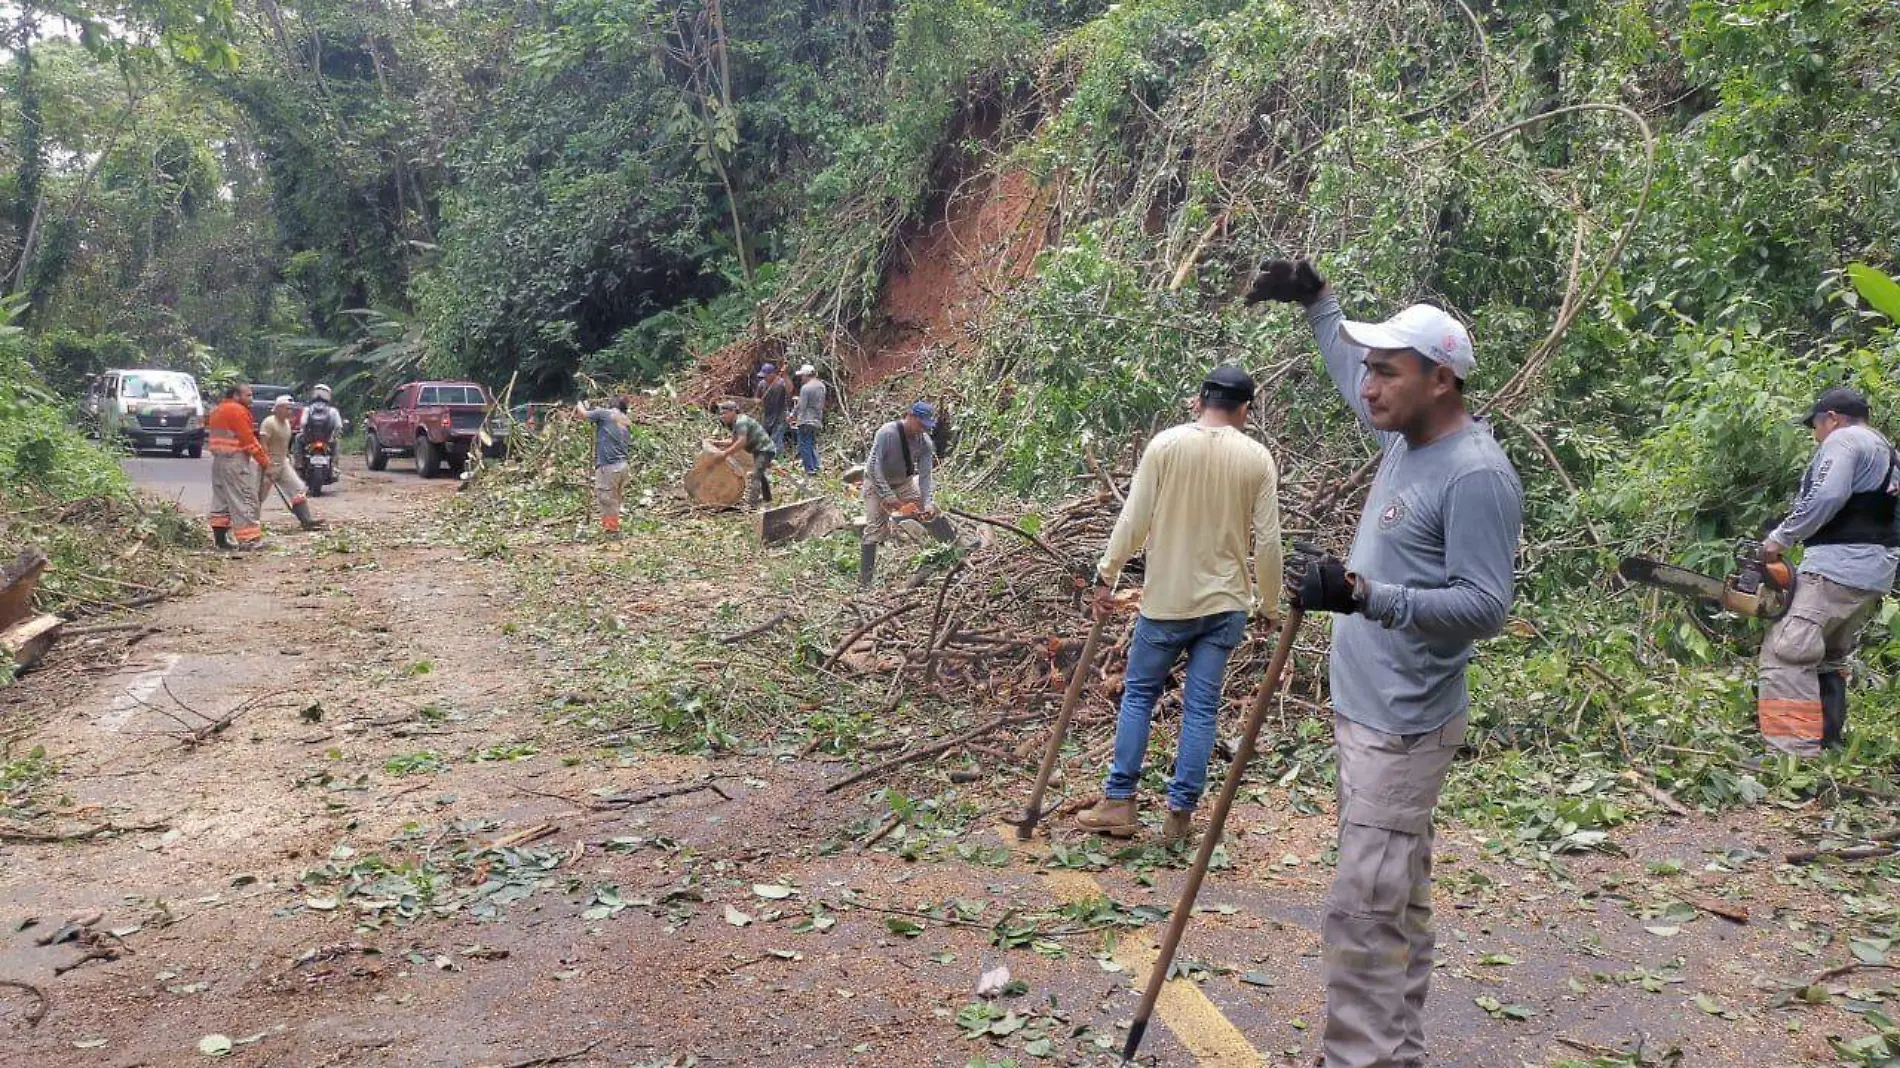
[1006,825,1263,1066]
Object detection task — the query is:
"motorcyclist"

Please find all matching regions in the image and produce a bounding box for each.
[297,384,345,491]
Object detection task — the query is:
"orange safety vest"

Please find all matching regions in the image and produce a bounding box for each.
[206,399,269,466]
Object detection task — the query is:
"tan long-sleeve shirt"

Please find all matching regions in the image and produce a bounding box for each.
[1098,423,1283,620]
[259,414,295,465]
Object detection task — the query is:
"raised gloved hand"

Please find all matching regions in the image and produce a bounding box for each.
[1244,257,1326,306]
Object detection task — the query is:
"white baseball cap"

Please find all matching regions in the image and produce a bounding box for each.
[274,395,295,406]
[797,364,817,376]
[1340,304,1475,379]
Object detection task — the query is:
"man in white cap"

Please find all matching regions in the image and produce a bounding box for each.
[791,364,827,475]
[258,395,323,531]
[1249,257,1522,1068]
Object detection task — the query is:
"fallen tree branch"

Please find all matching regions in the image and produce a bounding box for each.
[1786,844,1900,865]
[498,1038,604,1068]
[591,779,732,810]
[1621,770,1691,817]
[0,978,47,1028]
[943,508,1067,562]
[824,712,1043,794]
[822,601,918,673]
[715,611,793,645]
[0,820,169,844]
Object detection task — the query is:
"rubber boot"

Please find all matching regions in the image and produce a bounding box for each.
[213,528,233,551]
[291,501,325,531]
[858,542,877,591]
[1820,669,1847,750]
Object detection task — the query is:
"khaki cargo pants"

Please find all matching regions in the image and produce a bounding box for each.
[1323,711,1466,1068]
[1759,574,1882,755]
[259,458,307,510]
[861,476,922,545]
[595,462,630,532]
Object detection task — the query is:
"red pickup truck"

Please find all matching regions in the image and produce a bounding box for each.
[363,381,509,478]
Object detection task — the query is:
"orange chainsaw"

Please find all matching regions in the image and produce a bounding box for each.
[1617,539,1794,620]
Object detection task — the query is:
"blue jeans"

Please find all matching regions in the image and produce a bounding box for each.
[766,419,788,456]
[1105,611,1249,813]
[796,425,820,474]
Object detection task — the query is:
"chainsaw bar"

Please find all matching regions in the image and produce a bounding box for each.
[1617,557,1727,604]
[1617,556,1793,620]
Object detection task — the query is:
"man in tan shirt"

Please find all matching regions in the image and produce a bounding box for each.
[1077,366,1282,843]
[257,396,322,531]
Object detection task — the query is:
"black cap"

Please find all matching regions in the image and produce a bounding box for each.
[1201,365,1256,404]
[1800,386,1870,427]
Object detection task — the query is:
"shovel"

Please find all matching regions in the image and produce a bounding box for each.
[1122,606,1304,1064]
[1015,616,1107,840]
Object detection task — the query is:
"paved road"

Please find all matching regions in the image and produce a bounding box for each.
[124,449,444,526]
[122,453,213,514]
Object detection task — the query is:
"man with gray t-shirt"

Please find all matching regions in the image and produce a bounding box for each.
[1250,258,1522,1068]
[1758,387,1899,755]
[578,397,633,536]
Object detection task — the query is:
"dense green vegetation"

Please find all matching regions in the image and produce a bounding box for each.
[4,1,1899,788]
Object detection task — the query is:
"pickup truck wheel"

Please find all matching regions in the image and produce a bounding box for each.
[187,440,203,459]
[365,432,389,472]
[415,435,442,479]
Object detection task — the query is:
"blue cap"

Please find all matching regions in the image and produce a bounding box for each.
[760,363,777,375]
[909,401,938,430]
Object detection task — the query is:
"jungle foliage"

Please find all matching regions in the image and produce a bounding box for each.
[5,2,1900,789]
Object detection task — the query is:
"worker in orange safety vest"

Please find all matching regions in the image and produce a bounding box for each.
[206,383,271,551]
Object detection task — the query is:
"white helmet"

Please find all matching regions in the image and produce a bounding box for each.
[312,384,332,401]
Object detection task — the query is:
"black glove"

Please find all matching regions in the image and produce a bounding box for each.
[1244,257,1326,305]
[1294,554,1359,615]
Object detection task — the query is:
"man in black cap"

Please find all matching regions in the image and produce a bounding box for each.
[1758,386,1899,755]
[1076,366,1282,843]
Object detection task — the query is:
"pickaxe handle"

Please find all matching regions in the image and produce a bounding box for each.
[1015,616,1107,841]
[1123,607,1305,1064]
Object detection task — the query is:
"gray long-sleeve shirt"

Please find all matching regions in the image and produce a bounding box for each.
[866,420,934,504]
[796,379,828,429]
[1770,423,1899,593]
[1308,293,1524,736]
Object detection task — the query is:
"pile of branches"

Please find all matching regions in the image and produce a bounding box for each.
[823,484,1329,793]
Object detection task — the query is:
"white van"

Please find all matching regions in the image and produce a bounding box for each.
[83,369,207,457]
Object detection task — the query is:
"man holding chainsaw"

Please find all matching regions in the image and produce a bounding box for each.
[1757,386,1899,755]
[1075,366,1282,844]
[858,402,941,590]
[1251,257,1522,1068]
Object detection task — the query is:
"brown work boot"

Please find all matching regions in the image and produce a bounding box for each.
[1075,797,1139,838]
[1162,808,1194,846]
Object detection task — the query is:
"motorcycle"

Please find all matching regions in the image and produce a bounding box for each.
[298,437,335,496]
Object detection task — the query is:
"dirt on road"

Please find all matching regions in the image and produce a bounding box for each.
[0,457,1887,1068]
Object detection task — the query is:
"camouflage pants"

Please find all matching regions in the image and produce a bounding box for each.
[1322,711,1466,1068]
[1759,575,1881,755]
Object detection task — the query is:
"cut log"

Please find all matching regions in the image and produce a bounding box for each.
[3,614,64,674]
[759,497,847,546]
[684,443,750,508]
[0,548,50,631]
